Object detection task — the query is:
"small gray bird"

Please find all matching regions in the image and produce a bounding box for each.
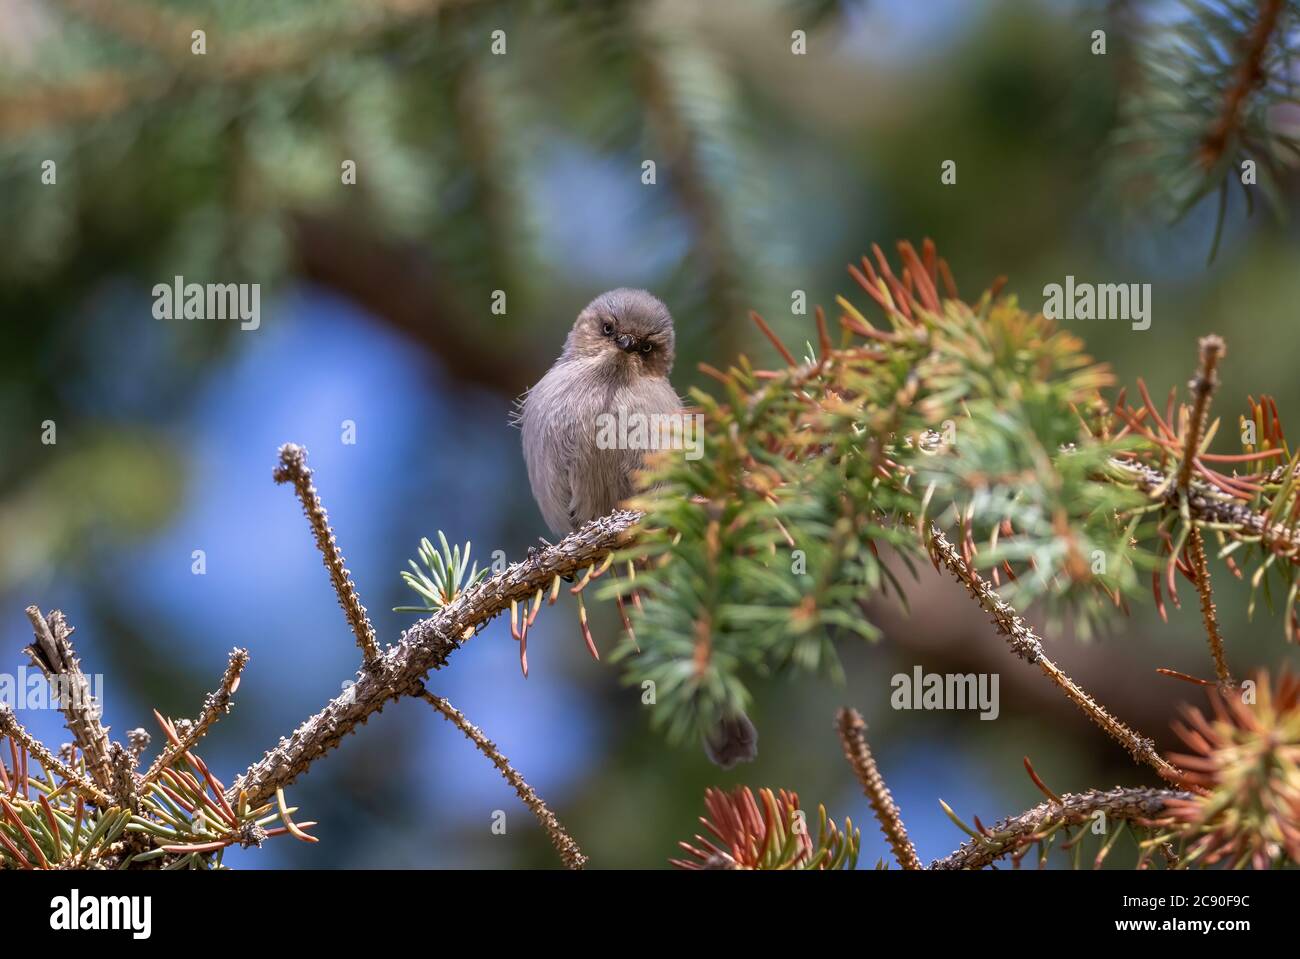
[517,288,757,768]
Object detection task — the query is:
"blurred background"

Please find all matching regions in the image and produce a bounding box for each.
[2,0,1299,868]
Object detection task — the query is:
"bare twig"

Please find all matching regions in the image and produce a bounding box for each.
[1177,335,1224,491]
[24,607,114,796]
[142,648,249,784]
[0,705,112,808]
[126,728,152,765]
[1187,527,1232,684]
[417,688,586,869]
[926,526,1187,785]
[273,444,380,664]
[930,786,1189,870]
[1179,336,1233,683]
[835,708,921,870]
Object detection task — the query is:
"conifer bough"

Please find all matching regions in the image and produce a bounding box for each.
[9,239,1300,869]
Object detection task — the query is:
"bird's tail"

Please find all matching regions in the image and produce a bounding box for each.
[703,711,758,769]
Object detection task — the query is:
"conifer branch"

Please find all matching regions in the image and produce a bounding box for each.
[0,705,112,809]
[273,444,381,665]
[23,606,114,797]
[0,0,479,138]
[1187,528,1232,685]
[417,687,586,870]
[50,0,196,63]
[1112,0,1300,253]
[930,786,1190,870]
[926,526,1186,785]
[1177,335,1224,491]
[1198,0,1288,171]
[635,39,744,361]
[835,708,921,870]
[1179,337,1233,683]
[1116,456,1300,558]
[142,648,250,785]
[227,503,640,810]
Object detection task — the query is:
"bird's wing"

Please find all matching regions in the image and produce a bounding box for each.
[520,369,582,536]
[565,460,584,531]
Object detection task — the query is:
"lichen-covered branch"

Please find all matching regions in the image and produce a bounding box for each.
[418,688,586,869]
[273,444,380,664]
[24,606,114,796]
[142,648,249,784]
[926,526,1186,785]
[0,705,112,808]
[930,786,1189,870]
[1114,456,1300,558]
[227,508,641,810]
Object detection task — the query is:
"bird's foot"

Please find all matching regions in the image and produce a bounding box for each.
[526,537,554,562]
[526,537,575,581]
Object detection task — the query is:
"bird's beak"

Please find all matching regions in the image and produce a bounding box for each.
[615,333,638,353]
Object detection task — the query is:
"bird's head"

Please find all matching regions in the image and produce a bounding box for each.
[563,288,675,378]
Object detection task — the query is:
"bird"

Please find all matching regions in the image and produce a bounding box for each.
[516,288,758,768]
[517,288,679,536]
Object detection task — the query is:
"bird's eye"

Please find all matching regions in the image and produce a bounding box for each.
[601,322,614,336]
[641,341,653,353]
